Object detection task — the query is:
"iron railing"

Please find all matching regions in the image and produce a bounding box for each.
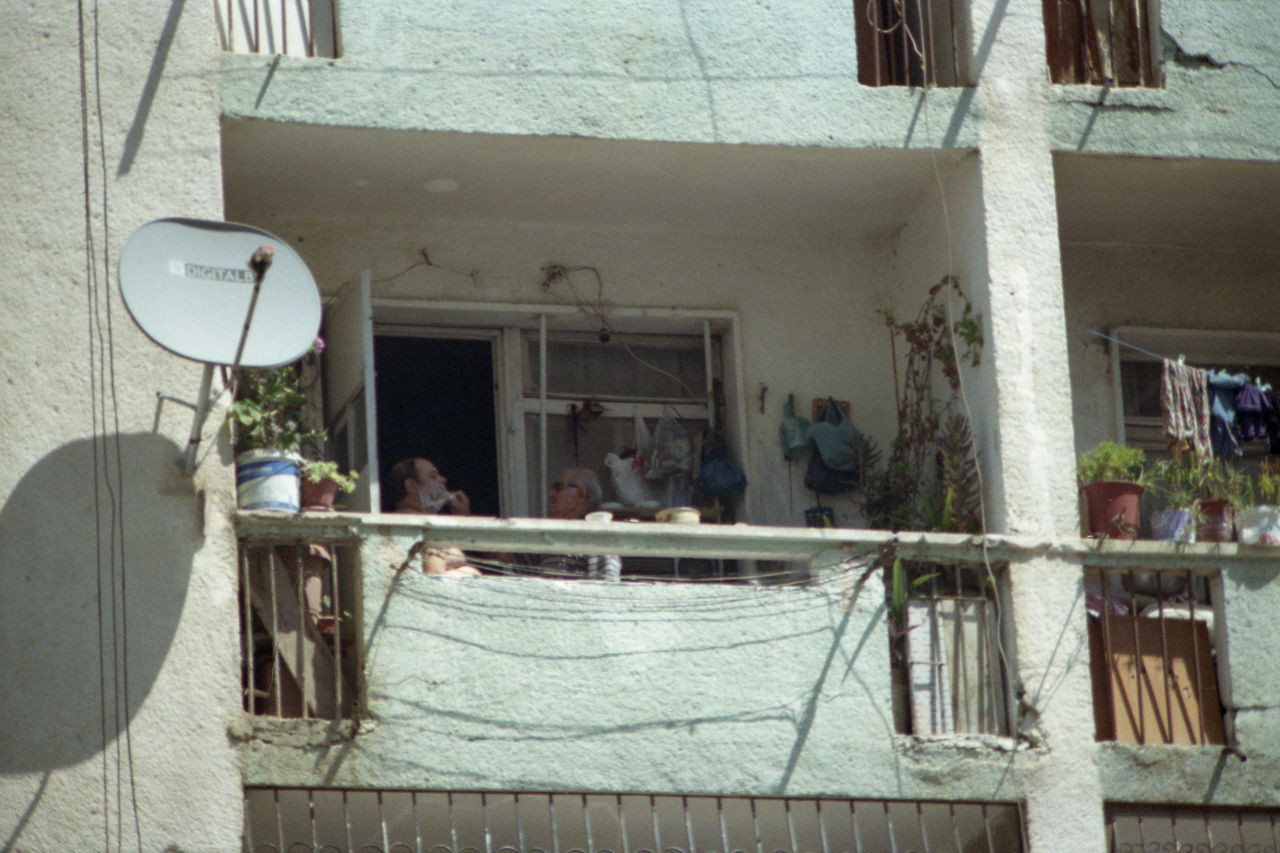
[243,790,1025,853]
[1085,567,1227,745]
[216,0,340,58]
[240,539,357,719]
[1107,803,1280,852]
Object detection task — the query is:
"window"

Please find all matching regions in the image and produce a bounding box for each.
[1086,567,1229,745]
[1043,0,1160,87]
[890,561,1012,736]
[1110,326,1280,453]
[320,276,746,526]
[855,0,969,87]
[244,790,1026,853]
[216,0,340,58]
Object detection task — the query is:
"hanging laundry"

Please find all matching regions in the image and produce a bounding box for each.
[1161,358,1212,460]
[1207,371,1249,458]
[1236,381,1272,443]
[1266,388,1280,455]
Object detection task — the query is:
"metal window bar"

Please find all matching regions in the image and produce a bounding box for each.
[1105,803,1280,852]
[894,562,1011,736]
[1085,568,1226,746]
[239,539,354,720]
[856,0,964,87]
[243,791,1024,853]
[217,0,339,57]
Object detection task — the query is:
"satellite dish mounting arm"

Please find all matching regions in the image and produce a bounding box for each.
[181,245,275,473]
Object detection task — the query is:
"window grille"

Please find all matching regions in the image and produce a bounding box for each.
[855,0,968,87]
[1085,568,1228,745]
[240,539,358,719]
[1043,0,1160,87]
[1106,803,1280,852]
[242,790,1025,853]
[890,562,1011,736]
[216,0,340,58]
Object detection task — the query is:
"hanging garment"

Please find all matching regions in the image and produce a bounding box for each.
[1236,381,1272,443]
[1266,388,1280,455]
[1207,371,1249,458]
[1161,359,1211,459]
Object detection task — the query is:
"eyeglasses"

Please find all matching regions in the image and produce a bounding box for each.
[551,481,577,491]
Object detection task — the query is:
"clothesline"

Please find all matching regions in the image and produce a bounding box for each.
[1082,327,1168,362]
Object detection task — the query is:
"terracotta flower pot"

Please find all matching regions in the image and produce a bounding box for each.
[1196,499,1235,543]
[300,475,340,511]
[1082,480,1144,540]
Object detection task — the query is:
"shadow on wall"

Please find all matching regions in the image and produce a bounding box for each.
[0,433,199,772]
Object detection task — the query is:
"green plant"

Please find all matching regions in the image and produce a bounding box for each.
[864,276,983,531]
[1150,455,1204,509]
[302,460,359,493]
[1255,458,1280,505]
[1197,458,1249,508]
[229,341,326,455]
[1077,441,1147,486]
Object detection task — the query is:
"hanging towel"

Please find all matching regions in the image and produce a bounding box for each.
[1235,381,1271,443]
[1161,359,1211,460]
[1207,370,1249,458]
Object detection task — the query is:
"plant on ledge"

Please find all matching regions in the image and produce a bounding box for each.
[863,275,984,533]
[1077,441,1148,540]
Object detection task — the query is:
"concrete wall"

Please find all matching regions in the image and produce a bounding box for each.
[241,531,1023,803]
[0,2,243,849]
[220,0,979,150]
[1050,0,1280,161]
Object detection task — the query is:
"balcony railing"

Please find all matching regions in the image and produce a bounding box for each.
[243,789,1026,853]
[216,0,340,58]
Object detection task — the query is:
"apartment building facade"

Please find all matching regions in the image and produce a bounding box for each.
[2,0,1279,849]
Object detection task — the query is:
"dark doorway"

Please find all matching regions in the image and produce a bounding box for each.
[374,336,500,515]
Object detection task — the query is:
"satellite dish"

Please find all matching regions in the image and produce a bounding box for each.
[119,218,320,368]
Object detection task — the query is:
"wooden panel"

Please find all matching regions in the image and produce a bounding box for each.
[1089,615,1224,745]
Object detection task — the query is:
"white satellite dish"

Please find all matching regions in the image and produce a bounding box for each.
[118,218,323,472]
[119,218,320,368]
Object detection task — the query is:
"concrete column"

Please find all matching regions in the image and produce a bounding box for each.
[1008,556,1106,850]
[968,0,1079,539]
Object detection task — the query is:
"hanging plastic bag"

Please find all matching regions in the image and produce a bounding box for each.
[647,416,692,479]
[698,432,747,498]
[807,397,869,475]
[779,393,810,460]
[804,446,857,494]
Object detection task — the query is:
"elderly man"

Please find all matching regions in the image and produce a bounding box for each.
[543,467,621,582]
[388,457,479,577]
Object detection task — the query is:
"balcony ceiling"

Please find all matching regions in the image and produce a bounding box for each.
[1054,153,1280,251]
[221,119,961,241]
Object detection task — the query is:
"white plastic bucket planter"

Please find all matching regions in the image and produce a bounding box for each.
[236,449,301,512]
[1238,505,1280,546]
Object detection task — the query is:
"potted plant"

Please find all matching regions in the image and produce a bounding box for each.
[1238,459,1280,546]
[229,349,325,512]
[1194,458,1248,542]
[1078,441,1148,540]
[300,460,358,511]
[1149,455,1204,543]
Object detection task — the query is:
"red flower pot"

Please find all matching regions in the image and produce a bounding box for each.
[1196,499,1235,543]
[1082,480,1144,540]
[300,476,340,511]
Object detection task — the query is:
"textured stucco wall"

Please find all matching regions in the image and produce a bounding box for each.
[240,533,1025,802]
[1051,1,1280,160]
[219,0,979,150]
[0,2,243,849]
